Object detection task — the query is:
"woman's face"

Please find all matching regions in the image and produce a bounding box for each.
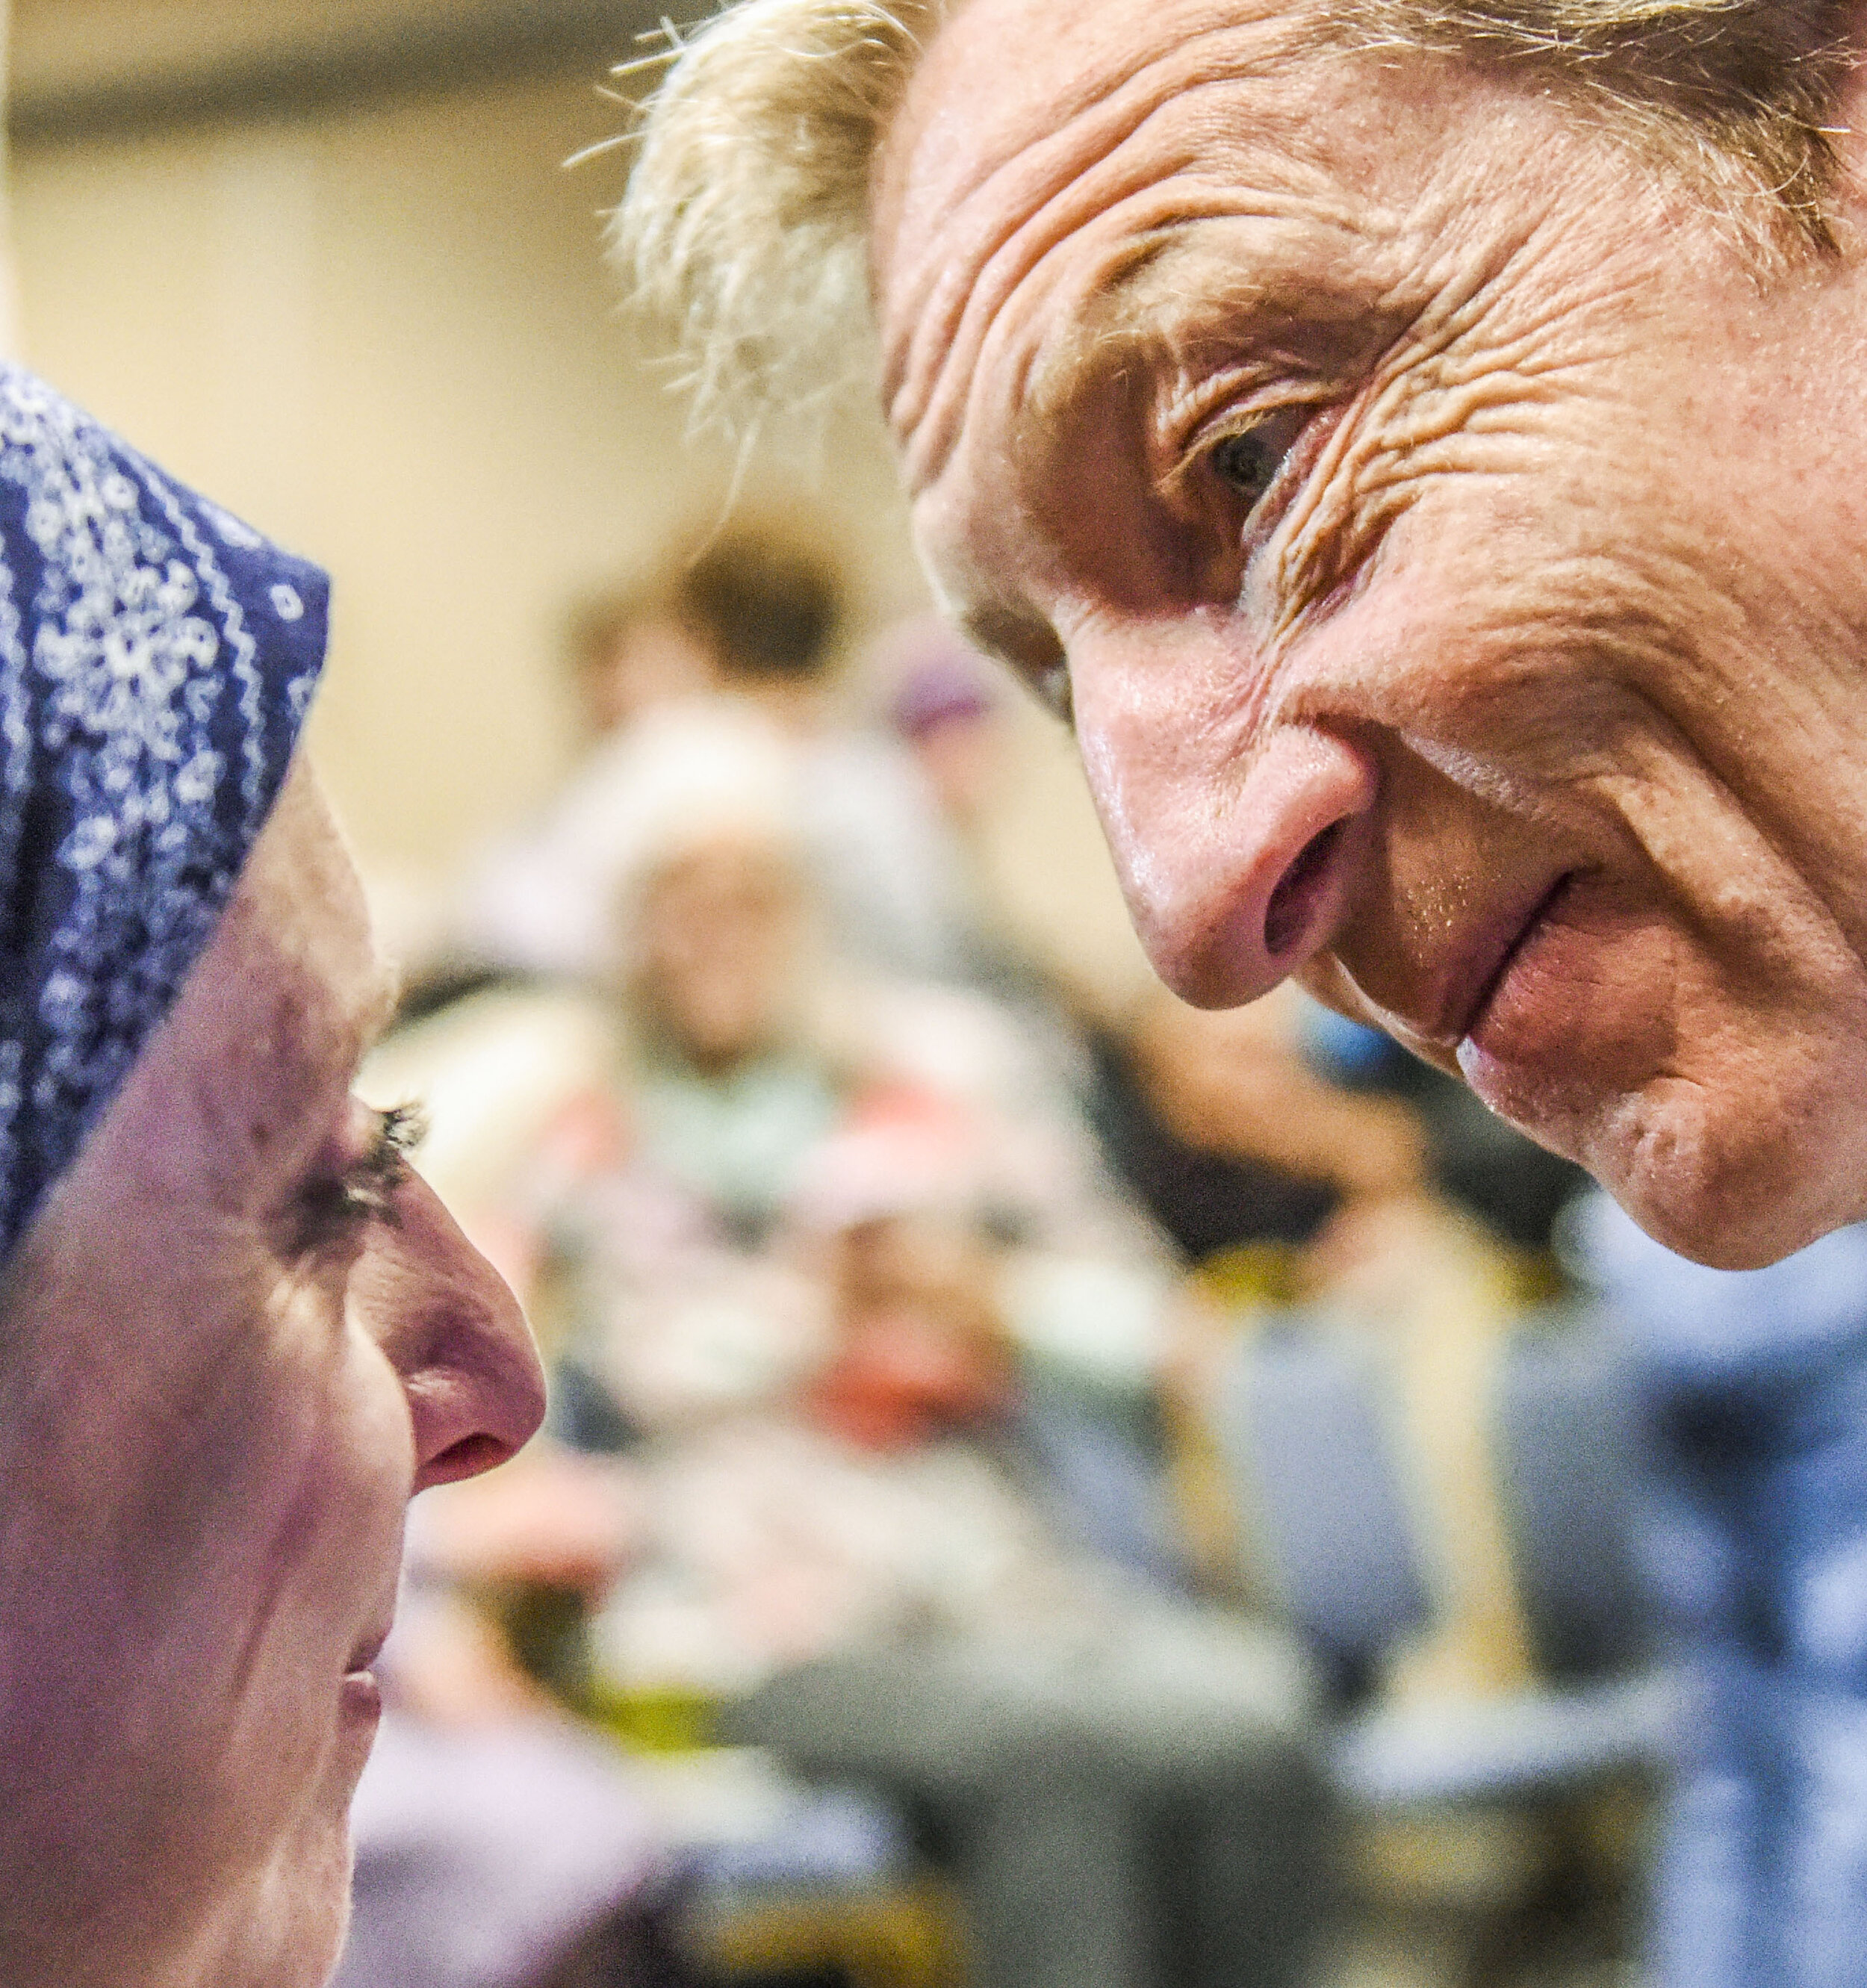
[0,762,545,1985]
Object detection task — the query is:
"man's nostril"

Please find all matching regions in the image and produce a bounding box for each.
[1264,819,1345,959]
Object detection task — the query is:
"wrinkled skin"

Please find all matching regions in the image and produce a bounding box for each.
[0,762,546,1987]
[873,0,1867,1269]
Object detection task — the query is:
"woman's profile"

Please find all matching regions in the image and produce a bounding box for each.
[0,364,546,1986]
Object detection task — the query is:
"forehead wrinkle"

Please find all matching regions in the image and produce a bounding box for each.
[883,15,1327,485]
[1020,199,1391,441]
[904,167,1357,497]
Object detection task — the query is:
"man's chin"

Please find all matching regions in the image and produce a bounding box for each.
[1580,1077,1867,1271]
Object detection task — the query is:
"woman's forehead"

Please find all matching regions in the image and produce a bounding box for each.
[215,764,394,1111]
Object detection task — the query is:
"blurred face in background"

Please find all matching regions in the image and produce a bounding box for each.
[581,613,721,738]
[811,1210,1015,1451]
[631,834,807,1074]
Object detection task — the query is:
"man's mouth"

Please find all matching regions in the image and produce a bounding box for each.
[1402,872,1578,1054]
[1456,874,1577,1047]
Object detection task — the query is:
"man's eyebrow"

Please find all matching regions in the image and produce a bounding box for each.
[1023,232,1193,429]
[1022,211,1393,438]
[1023,224,1287,434]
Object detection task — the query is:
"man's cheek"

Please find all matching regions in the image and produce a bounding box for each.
[1270,342,1593,633]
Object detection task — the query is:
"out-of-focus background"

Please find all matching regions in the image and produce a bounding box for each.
[15,7,1854,1988]
[10,0,921,874]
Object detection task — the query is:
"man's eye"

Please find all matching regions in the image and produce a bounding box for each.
[1206,406,1308,513]
[1036,657,1075,727]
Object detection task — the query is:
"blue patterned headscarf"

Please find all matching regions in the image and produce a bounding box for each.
[0,365,329,1263]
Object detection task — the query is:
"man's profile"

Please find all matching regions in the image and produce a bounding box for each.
[617,0,1867,1272]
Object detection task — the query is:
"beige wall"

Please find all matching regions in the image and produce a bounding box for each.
[14,0,544,97]
[0,0,14,354]
[8,65,930,881]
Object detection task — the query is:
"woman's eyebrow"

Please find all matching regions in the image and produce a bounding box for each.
[361,960,403,1052]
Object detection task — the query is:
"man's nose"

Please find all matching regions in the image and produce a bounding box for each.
[353,1175,547,1491]
[1086,719,1376,1009]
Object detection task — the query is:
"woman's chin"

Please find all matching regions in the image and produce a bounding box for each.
[217,1813,357,1988]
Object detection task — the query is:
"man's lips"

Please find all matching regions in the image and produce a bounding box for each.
[1420,873,1577,1049]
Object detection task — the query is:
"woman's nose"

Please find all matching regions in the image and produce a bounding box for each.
[352,1174,547,1491]
[1086,719,1376,1010]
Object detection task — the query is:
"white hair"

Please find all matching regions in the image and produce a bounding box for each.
[612,0,1853,440]
[615,2,945,440]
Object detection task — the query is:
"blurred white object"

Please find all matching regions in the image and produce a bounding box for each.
[335,1709,664,1988]
[459,700,801,979]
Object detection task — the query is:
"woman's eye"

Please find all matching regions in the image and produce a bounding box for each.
[289,1102,427,1258]
[1206,406,1308,513]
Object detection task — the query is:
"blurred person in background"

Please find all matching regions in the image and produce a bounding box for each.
[1572,1197,1867,1988]
[461,525,969,990]
[444,718,1329,1988]
[521,706,1177,1457]
[566,576,724,743]
[0,364,544,1987]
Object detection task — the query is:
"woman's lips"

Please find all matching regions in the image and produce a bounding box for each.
[342,1621,391,1721]
[341,1671,383,1718]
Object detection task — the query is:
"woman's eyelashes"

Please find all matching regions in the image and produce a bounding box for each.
[288,1102,428,1258]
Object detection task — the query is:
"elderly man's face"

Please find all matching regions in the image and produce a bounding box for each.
[0,763,546,1984]
[876,0,1867,1267]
